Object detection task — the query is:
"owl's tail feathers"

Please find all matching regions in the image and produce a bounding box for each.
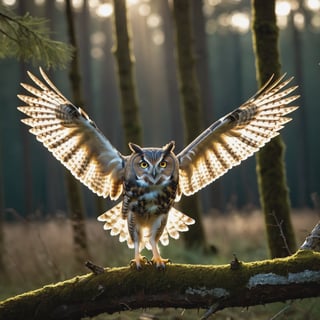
[97,204,195,250]
[97,202,134,249]
[159,208,195,247]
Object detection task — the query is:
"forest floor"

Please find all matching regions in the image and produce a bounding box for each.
[1,208,320,319]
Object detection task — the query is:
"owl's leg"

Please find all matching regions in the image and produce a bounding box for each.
[132,238,148,269]
[150,215,170,269]
[128,213,149,269]
[150,238,170,269]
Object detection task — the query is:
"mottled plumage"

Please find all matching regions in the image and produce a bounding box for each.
[18,68,299,268]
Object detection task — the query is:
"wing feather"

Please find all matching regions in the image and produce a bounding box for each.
[18,68,126,199]
[97,202,133,248]
[177,75,299,196]
[159,207,195,246]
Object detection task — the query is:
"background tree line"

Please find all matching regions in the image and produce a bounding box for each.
[0,0,319,221]
[0,1,320,318]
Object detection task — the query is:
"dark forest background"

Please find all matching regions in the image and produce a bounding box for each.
[0,0,320,218]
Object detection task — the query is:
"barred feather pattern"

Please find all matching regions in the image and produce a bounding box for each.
[18,69,299,268]
[18,68,125,200]
[177,75,299,196]
[98,203,195,250]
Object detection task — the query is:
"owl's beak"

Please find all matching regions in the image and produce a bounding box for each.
[152,167,157,177]
[150,168,160,184]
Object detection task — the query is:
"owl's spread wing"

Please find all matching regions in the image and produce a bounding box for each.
[177,75,299,196]
[18,68,125,200]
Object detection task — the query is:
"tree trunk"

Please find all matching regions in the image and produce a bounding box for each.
[18,1,34,216]
[112,0,143,149]
[160,0,183,151]
[251,0,297,258]
[190,0,222,212]
[64,0,90,264]
[172,0,207,249]
[0,140,4,272]
[289,10,310,207]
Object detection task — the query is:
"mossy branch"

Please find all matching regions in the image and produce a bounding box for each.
[0,250,320,319]
[0,5,73,68]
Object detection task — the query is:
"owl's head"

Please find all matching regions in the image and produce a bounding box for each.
[126,141,178,185]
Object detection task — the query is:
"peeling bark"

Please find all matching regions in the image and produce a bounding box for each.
[0,251,319,320]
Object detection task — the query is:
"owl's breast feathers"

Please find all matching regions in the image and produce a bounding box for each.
[123,178,178,217]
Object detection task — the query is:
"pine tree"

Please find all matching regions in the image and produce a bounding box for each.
[0,3,73,273]
[112,0,143,148]
[172,0,207,249]
[64,0,90,264]
[251,0,297,257]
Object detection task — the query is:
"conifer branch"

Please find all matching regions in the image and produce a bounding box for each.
[0,5,73,68]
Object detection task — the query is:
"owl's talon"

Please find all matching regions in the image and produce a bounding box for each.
[130,256,151,270]
[151,257,171,269]
[142,256,152,264]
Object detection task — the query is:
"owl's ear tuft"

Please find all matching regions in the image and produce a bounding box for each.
[128,142,144,154]
[163,141,175,154]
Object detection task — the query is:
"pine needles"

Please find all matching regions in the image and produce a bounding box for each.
[0,5,73,68]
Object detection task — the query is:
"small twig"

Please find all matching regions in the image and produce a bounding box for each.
[270,211,292,255]
[139,312,159,320]
[85,261,105,275]
[35,223,63,281]
[119,302,132,311]
[91,284,105,301]
[5,208,28,223]
[269,303,291,320]
[200,302,220,320]
[300,221,320,251]
[230,253,241,270]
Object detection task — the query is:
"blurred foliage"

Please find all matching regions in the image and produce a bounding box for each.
[0,4,73,68]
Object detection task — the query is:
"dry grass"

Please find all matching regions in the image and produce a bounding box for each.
[204,208,319,259]
[1,209,319,319]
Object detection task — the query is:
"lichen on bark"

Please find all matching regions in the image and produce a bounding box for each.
[1,251,319,320]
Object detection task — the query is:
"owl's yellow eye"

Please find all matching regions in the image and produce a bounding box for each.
[140,161,149,169]
[159,161,167,168]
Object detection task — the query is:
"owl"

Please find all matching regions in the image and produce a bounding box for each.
[18,68,299,269]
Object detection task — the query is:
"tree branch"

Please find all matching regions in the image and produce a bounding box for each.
[0,250,319,320]
[0,5,73,68]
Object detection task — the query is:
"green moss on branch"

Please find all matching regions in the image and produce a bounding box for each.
[1,251,320,320]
